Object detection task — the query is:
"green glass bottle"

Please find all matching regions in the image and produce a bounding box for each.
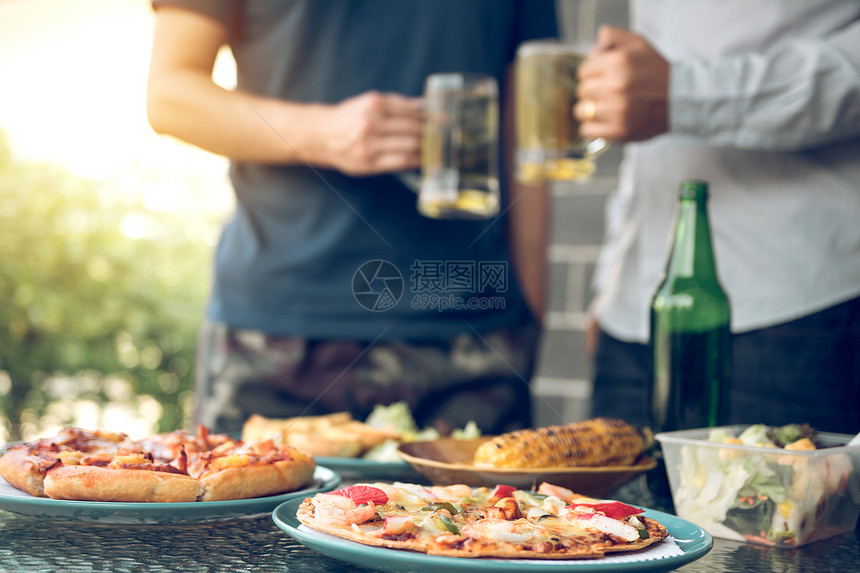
[649,180,731,436]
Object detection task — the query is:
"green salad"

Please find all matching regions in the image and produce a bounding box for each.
[673,424,858,546]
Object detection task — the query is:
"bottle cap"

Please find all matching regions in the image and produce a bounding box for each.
[679,180,709,200]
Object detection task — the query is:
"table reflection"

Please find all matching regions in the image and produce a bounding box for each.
[0,477,857,572]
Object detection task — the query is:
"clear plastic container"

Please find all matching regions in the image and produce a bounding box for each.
[656,426,860,547]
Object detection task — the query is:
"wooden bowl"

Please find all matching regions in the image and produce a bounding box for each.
[396,437,655,498]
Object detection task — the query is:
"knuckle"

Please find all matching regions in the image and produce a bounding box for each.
[362,91,384,110]
[612,63,634,90]
[606,51,626,69]
[404,136,421,152]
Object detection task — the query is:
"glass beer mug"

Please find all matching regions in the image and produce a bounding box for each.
[418,73,500,220]
[515,40,608,183]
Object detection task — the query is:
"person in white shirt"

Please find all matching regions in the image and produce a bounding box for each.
[576,0,860,434]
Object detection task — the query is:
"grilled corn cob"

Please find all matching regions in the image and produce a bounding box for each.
[473,417,651,469]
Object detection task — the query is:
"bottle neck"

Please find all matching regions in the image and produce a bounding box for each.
[664,195,719,281]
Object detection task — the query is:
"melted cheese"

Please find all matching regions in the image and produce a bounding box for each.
[461,518,555,545]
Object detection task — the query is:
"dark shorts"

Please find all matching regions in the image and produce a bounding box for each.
[591,296,860,434]
[195,322,540,436]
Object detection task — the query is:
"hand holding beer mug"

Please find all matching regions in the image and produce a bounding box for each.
[418,73,500,220]
[515,40,608,183]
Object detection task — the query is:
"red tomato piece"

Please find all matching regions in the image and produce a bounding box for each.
[330,485,389,506]
[489,484,517,501]
[570,502,644,520]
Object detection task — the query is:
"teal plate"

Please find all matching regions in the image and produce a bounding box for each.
[0,466,339,525]
[273,498,712,573]
[315,457,425,481]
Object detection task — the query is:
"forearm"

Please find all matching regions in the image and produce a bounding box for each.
[671,20,860,151]
[508,182,549,323]
[147,70,329,165]
[502,63,548,322]
[146,5,421,174]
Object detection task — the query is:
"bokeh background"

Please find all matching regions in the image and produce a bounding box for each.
[0,0,628,442]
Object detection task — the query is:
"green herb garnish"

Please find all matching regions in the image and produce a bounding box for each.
[421,502,461,515]
[438,514,460,535]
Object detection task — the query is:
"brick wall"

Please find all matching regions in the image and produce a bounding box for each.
[531,0,629,426]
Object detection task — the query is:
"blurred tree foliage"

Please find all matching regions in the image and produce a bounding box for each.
[0,133,218,441]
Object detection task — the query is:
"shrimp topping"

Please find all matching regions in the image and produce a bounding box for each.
[312,493,378,527]
[429,484,473,501]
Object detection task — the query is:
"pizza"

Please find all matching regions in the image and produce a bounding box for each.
[242,412,399,458]
[0,425,316,503]
[297,481,669,559]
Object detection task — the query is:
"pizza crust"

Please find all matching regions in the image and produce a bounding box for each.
[427,545,602,559]
[283,432,364,458]
[43,465,202,502]
[0,447,46,497]
[200,457,316,501]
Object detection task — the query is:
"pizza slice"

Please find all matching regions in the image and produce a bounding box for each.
[242,413,398,458]
[1,426,316,503]
[297,482,669,559]
[0,427,137,497]
[186,437,316,501]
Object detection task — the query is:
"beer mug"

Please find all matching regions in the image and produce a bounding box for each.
[418,73,500,220]
[515,40,608,183]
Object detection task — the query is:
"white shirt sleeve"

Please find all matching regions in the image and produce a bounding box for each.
[670,19,860,151]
